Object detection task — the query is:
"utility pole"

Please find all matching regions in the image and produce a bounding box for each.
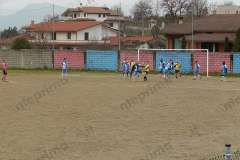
[118,0,122,52]
[142,11,144,41]
[51,1,55,69]
[191,0,194,49]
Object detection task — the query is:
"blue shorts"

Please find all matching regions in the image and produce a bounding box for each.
[62,69,67,74]
[194,70,200,75]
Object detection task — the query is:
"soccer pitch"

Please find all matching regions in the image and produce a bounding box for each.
[1,71,240,160]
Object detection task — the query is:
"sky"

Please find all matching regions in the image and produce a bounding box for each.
[0,0,240,16]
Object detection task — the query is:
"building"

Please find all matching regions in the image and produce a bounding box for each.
[62,6,125,30]
[25,20,118,50]
[161,15,240,52]
[108,35,154,49]
[215,3,240,15]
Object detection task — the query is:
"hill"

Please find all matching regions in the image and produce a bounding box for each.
[0,3,66,30]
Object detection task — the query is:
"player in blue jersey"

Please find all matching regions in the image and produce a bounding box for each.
[159,59,165,78]
[164,60,171,79]
[122,60,130,78]
[193,61,201,80]
[221,61,228,81]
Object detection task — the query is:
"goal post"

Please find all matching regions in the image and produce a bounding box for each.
[137,48,209,77]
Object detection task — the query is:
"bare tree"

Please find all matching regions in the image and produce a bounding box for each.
[132,0,153,21]
[186,0,209,17]
[160,0,209,17]
[161,0,191,17]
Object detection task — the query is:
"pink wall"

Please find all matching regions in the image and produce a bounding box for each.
[193,52,231,73]
[120,51,154,70]
[54,50,85,69]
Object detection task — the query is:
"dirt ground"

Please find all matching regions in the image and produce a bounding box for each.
[1,71,240,160]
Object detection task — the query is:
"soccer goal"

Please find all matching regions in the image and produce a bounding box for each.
[137,48,209,77]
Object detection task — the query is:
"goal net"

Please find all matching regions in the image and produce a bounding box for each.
[137,48,209,77]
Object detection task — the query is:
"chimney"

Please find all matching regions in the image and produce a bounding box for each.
[31,20,34,25]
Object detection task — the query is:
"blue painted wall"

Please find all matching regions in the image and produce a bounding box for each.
[156,52,192,73]
[86,50,118,71]
[233,53,240,73]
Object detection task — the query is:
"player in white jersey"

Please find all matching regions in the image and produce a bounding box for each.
[61,58,68,80]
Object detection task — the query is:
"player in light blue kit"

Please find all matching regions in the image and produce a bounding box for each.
[122,60,130,78]
[221,61,228,81]
[193,61,201,80]
[159,59,165,78]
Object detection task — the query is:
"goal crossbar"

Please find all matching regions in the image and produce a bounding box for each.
[137,48,209,77]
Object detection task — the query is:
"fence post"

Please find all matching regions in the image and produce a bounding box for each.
[153,51,156,72]
[118,50,121,71]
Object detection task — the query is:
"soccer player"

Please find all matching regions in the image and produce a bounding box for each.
[61,58,68,80]
[169,59,174,74]
[142,63,150,81]
[130,60,135,79]
[122,60,130,78]
[193,61,201,80]
[132,62,140,81]
[159,59,165,78]
[164,60,172,79]
[1,59,8,82]
[174,61,181,79]
[221,61,228,81]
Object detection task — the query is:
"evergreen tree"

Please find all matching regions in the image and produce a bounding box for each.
[12,38,31,50]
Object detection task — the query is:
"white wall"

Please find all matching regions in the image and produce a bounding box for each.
[32,24,117,41]
[113,22,120,30]
[67,11,108,21]
[76,25,117,41]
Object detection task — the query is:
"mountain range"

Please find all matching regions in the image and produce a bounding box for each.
[0,3,66,30]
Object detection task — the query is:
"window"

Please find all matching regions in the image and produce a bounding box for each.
[98,14,101,18]
[103,14,106,18]
[67,32,71,40]
[52,32,56,40]
[109,23,113,27]
[84,32,89,40]
[84,13,87,17]
[201,42,219,52]
[173,38,183,49]
[74,13,77,18]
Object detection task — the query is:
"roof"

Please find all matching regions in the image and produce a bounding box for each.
[62,6,120,16]
[107,35,154,45]
[162,14,240,35]
[185,33,236,42]
[25,21,102,32]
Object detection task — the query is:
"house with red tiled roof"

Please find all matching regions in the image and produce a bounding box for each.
[62,6,127,30]
[24,20,118,49]
[161,14,240,52]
